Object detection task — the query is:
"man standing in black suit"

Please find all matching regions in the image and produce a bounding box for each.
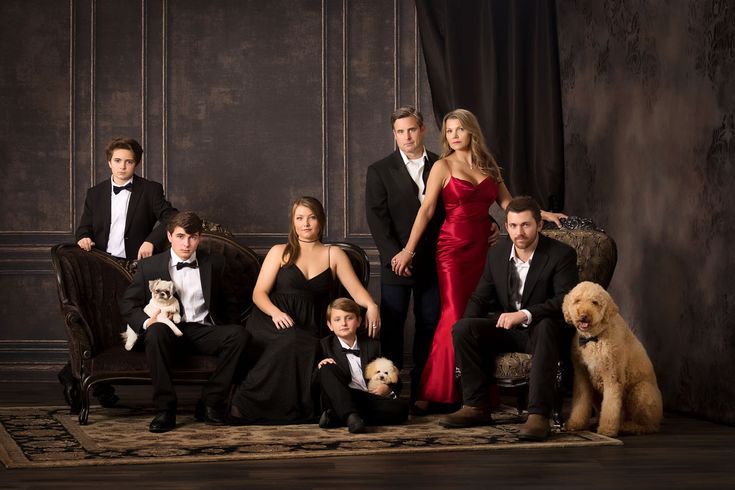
[62,138,178,409]
[76,137,177,260]
[365,107,444,402]
[439,196,578,441]
[119,212,250,433]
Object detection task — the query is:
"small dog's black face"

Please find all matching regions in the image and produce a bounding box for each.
[148,279,176,304]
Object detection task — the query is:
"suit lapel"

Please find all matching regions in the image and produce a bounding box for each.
[124,175,143,233]
[197,251,212,310]
[521,235,549,307]
[389,151,421,209]
[332,336,351,375]
[100,180,112,245]
[495,239,512,311]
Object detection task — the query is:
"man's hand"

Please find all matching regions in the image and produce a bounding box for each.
[137,241,155,259]
[495,311,528,329]
[318,358,336,369]
[369,383,391,396]
[487,221,500,246]
[77,237,95,251]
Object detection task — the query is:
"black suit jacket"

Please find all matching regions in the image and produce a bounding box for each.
[119,250,240,333]
[75,175,177,259]
[316,334,402,395]
[365,149,445,285]
[464,234,579,325]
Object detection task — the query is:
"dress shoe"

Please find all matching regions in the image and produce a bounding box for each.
[319,409,340,429]
[518,414,551,441]
[410,401,430,416]
[194,400,225,425]
[438,405,493,428]
[346,413,366,434]
[149,411,176,433]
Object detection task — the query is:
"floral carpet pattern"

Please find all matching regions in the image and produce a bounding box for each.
[0,405,621,468]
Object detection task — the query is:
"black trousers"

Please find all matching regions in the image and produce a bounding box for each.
[379,280,440,400]
[144,321,250,412]
[318,364,408,425]
[452,316,562,417]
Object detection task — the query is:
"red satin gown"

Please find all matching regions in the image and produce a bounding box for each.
[417,175,498,404]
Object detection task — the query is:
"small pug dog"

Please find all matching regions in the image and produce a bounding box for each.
[122,279,183,351]
[364,357,400,392]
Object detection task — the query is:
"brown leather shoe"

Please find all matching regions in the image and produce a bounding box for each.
[438,405,493,428]
[518,414,550,441]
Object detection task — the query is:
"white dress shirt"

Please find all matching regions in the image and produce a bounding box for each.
[168,250,210,324]
[107,176,133,258]
[509,246,535,327]
[399,148,428,203]
[338,337,368,392]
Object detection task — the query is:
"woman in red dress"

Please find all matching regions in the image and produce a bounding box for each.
[392,109,564,412]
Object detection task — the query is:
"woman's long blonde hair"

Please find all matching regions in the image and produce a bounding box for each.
[282,196,326,267]
[440,108,502,182]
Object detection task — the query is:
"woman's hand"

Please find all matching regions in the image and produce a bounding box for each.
[365,304,381,338]
[391,249,413,277]
[541,210,568,228]
[271,310,295,329]
[318,358,336,369]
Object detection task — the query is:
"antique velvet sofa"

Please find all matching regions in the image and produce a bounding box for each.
[51,223,370,425]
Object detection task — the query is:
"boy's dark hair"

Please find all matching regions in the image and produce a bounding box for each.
[166,211,203,234]
[326,297,361,322]
[390,106,424,129]
[105,137,144,165]
[505,196,542,223]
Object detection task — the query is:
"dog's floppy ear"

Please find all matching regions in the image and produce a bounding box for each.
[148,279,159,291]
[562,288,575,324]
[387,363,400,384]
[364,360,377,379]
[602,289,619,322]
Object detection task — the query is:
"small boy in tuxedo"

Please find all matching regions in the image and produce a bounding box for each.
[316,298,408,433]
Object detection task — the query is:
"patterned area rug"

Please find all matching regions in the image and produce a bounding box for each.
[0,405,621,468]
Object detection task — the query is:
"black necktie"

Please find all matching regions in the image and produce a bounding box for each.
[341,348,360,356]
[579,335,599,347]
[508,260,522,308]
[176,260,198,270]
[421,156,431,194]
[113,182,133,195]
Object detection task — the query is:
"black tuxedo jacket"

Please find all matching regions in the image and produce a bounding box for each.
[75,175,177,259]
[464,234,579,325]
[316,334,402,395]
[365,149,445,285]
[119,250,240,333]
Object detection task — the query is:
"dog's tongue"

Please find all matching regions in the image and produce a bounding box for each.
[578,322,590,331]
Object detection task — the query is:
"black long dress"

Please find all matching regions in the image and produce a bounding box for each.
[229,264,334,424]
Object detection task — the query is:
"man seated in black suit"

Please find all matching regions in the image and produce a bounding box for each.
[439,196,579,441]
[75,137,177,260]
[316,298,408,434]
[62,137,178,408]
[119,211,250,433]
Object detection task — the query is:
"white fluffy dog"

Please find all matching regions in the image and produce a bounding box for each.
[364,357,400,392]
[122,279,183,351]
[562,281,662,436]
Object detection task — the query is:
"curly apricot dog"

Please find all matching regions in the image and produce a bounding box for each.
[562,281,662,436]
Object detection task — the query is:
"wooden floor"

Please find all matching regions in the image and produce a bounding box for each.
[1,381,734,489]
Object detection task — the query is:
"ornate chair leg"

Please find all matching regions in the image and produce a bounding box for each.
[553,361,564,428]
[79,376,92,425]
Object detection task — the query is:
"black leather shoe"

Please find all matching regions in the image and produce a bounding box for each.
[195,400,225,425]
[346,413,365,434]
[319,409,340,429]
[149,411,176,433]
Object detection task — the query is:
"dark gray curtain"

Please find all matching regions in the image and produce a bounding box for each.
[416,0,565,210]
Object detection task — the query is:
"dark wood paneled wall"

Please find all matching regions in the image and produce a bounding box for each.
[0,0,439,380]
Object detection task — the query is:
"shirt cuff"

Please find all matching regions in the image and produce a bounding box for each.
[521,309,532,327]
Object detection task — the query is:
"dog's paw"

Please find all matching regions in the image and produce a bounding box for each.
[121,328,138,351]
[565,417,589,432]
[596,424,619,437]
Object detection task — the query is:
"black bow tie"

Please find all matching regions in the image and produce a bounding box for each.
[176,260,198,270]
[578,335,599,347]
[113,182,133,194]
[341,348,360,356]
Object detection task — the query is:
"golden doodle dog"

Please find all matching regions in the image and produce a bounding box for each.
[364,357,400,392]
[562,281,662,436]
